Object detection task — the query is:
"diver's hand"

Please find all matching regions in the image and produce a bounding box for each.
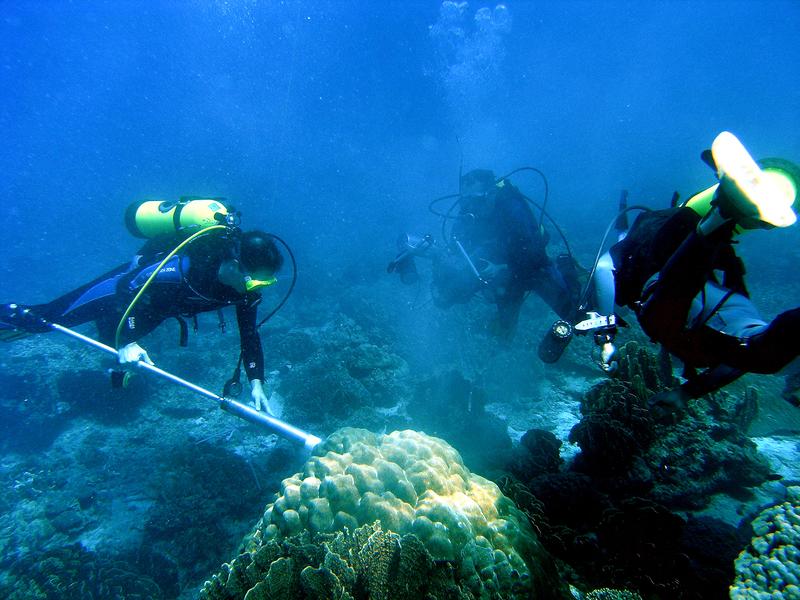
[118,342,154,366]
[600,342,617,373]
[647,387,690,424]
[250,379,272,414]
[478,260,507,282]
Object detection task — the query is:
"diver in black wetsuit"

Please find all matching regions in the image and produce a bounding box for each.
[0,202,284,414]
[392,169,581,342]
[581,132,800,418]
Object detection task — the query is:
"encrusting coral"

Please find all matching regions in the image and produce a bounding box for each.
[731,486,800,599]
[201,428,570,599]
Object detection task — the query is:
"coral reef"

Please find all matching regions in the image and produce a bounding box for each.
[569,377,655,478]
[278,317,411,429]
[583,590,643,600]
[201,522,527,600]
[140,443,278,593]
[643,391,772,508]
[568,341,771,509]
[202,427,570,599]
[509,429,563,480]
[507,341,768,598]
[731,486,800,599]
[0,543,164,599]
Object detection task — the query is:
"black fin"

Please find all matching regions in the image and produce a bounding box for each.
[700,149,717,172]
[615,190,629,231]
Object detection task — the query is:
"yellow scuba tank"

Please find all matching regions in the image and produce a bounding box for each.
[125,197,230,238]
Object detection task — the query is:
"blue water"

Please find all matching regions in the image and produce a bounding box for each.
[2,1,799,302]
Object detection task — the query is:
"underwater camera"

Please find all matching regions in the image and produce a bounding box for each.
[537,319,574,363]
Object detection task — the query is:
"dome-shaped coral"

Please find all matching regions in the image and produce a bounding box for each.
[206,428,569,599]
[731,486,800,599]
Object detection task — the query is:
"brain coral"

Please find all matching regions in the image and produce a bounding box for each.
[731,486,800,599]
[213,428,568,599]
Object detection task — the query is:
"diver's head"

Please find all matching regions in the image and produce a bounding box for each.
[240,230,284,274]
[460,169,496,198]
[219,230,284,293]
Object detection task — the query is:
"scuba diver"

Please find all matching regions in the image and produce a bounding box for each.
[0,197,287,415]
[565,131,800,418]
[388,168,583,343]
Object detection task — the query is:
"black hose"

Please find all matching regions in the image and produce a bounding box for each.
[257,233,297,329]
[497,166,549,231]
[575,204,653,312]
[428,193,462,217]
[518,192,574,260]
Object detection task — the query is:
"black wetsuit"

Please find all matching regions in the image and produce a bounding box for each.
[434,180,578,338]
[18,231,265,381]
[610,206,800,396]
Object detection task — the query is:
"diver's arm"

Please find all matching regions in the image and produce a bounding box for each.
[648,364,745,422]
[236,299,270,412]
[682,365,745,398]
[236,298,265,383]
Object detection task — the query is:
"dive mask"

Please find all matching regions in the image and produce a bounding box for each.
[244,273,278,292]
[219,260,277,293]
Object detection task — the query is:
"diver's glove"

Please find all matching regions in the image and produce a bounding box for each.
[593,327,618,373]
[599,340,617,373]
[477,260,508,282]
[117,342,154,366]
[250,379,272,414]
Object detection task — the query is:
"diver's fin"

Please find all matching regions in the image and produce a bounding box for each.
[615,189,629,231]
[711,131,797,229]
[700,149,717,172]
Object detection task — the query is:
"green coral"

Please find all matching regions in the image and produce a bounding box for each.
[0,543,164,599]
[570,341,771,508]
[613,341,674,400]
[279,321,410,427]
[731,486,800,599]
[202,428,569,599]
[583,589,643,600]
[643,392,772,509]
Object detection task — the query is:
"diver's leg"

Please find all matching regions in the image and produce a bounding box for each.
[490,285,525,341]
[3,263,132,332]
[638,225,732,346]
[529,263,576,320]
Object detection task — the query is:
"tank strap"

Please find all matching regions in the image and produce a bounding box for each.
[691,287,736,332]
[172,200,187,231]
[175,316,188,347]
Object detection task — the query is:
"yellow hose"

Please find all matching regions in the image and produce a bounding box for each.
[114,225,227,349]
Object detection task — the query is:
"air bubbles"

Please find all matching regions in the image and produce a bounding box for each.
[492,4,512,33]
